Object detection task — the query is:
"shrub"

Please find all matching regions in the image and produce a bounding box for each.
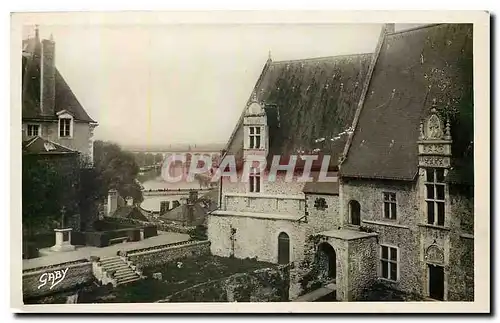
[71,231,86,246]
[85,231,109,247]
[143,225,158,239]
[188,225,208,241]
[22,243,39,259]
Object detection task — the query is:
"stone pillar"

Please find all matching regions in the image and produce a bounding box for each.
[51,228,76,252]
[107,189,118,216]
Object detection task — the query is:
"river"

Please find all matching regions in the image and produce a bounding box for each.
[140,176,201,212]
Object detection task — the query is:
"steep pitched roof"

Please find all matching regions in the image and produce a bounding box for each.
[111,206,149,222]
[22,136,78,155]
[21,37,96,123]
[341,24,473,185]
[225,54,372,169]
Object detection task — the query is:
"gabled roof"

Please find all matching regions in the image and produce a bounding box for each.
[341,24,473,185]
[21,37,96,123]
[111,205,149,222]
[22,136,78,155]
[225,53,373,169]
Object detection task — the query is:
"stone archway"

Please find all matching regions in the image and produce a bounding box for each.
[317,242,336,281]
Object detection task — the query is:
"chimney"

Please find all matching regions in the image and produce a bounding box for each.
[126,196,134,206]
[40,35,56,116]
[107,189,118,216]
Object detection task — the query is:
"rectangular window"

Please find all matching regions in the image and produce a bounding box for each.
[59,118,71,137]
[249,126,262,149]
[27,124,40,137]
[425,168,446,226]
[383,192,397,220]
[249,168,261,193]
[380,245,398,281]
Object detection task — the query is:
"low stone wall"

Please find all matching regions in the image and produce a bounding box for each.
[23,259,94,299]
[127,240,211,268]
[159,265,290,302]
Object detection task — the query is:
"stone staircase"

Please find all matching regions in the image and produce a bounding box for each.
[99,256,141,286]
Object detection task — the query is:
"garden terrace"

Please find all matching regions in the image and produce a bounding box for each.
[39,255,280,303]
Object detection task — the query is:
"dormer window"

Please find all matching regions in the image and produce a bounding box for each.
[27,124,40,137]
[59,118,71,137]
[57,110,74,139]
[249,126,261,149]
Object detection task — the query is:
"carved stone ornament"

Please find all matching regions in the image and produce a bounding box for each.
[425,244,445,265]
[427,114,444,139]
[420,156,448,167]
[423,144,445,154]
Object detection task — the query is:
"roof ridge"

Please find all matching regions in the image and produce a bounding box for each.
[386,23,444,36]
[24,136,40,148]
[45,138,78,152]
[271,53,373,65]
[222,58,273,155]
[340,24,389,165]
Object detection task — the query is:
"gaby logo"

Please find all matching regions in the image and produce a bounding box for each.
[38,268,68,290]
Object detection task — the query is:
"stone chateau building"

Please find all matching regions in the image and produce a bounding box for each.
[22,26,98,163]
[208,23,474,301]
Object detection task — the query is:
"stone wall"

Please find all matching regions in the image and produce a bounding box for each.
[222,172,306,196]
[127,240,211,268]
[347,236,378,301]
[448,234,474,301]
[341,178,423,295]
[305,194,340,235]
[160,265,290,303]
[208,214,307,265]
[23,260,93,299]
[340,177,419,227]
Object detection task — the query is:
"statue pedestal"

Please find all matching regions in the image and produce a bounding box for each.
[50,228,76,252]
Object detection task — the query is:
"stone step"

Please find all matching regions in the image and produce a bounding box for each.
[101,262,128,270]
[116,273,139,281]
[114,267,135,273]
[117,277,141,285]
[115,271,137,278]
[100,257,123,264]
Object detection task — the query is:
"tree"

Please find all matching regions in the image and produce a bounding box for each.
[154,153,164,164]
[22,154,81,236]
[93,140,144,204]
[144,153,155,166]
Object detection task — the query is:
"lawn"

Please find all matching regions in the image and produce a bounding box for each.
[80,255,276,303]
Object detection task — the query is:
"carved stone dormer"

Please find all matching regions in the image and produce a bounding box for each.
[417,100,452,169]
[243,92,269,160]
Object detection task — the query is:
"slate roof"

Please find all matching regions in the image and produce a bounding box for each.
[22,136,78,155]
[341,24,473,185]
[22,36,96,123]
[225,54,372,169]
[302,171,339,195]
[111,206,149,222]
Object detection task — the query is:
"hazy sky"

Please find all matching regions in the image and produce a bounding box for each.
[24,23,408,147]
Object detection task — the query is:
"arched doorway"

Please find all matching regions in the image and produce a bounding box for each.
[278,232,290,264]
[349,200,361,225]
[317,242,336,281]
